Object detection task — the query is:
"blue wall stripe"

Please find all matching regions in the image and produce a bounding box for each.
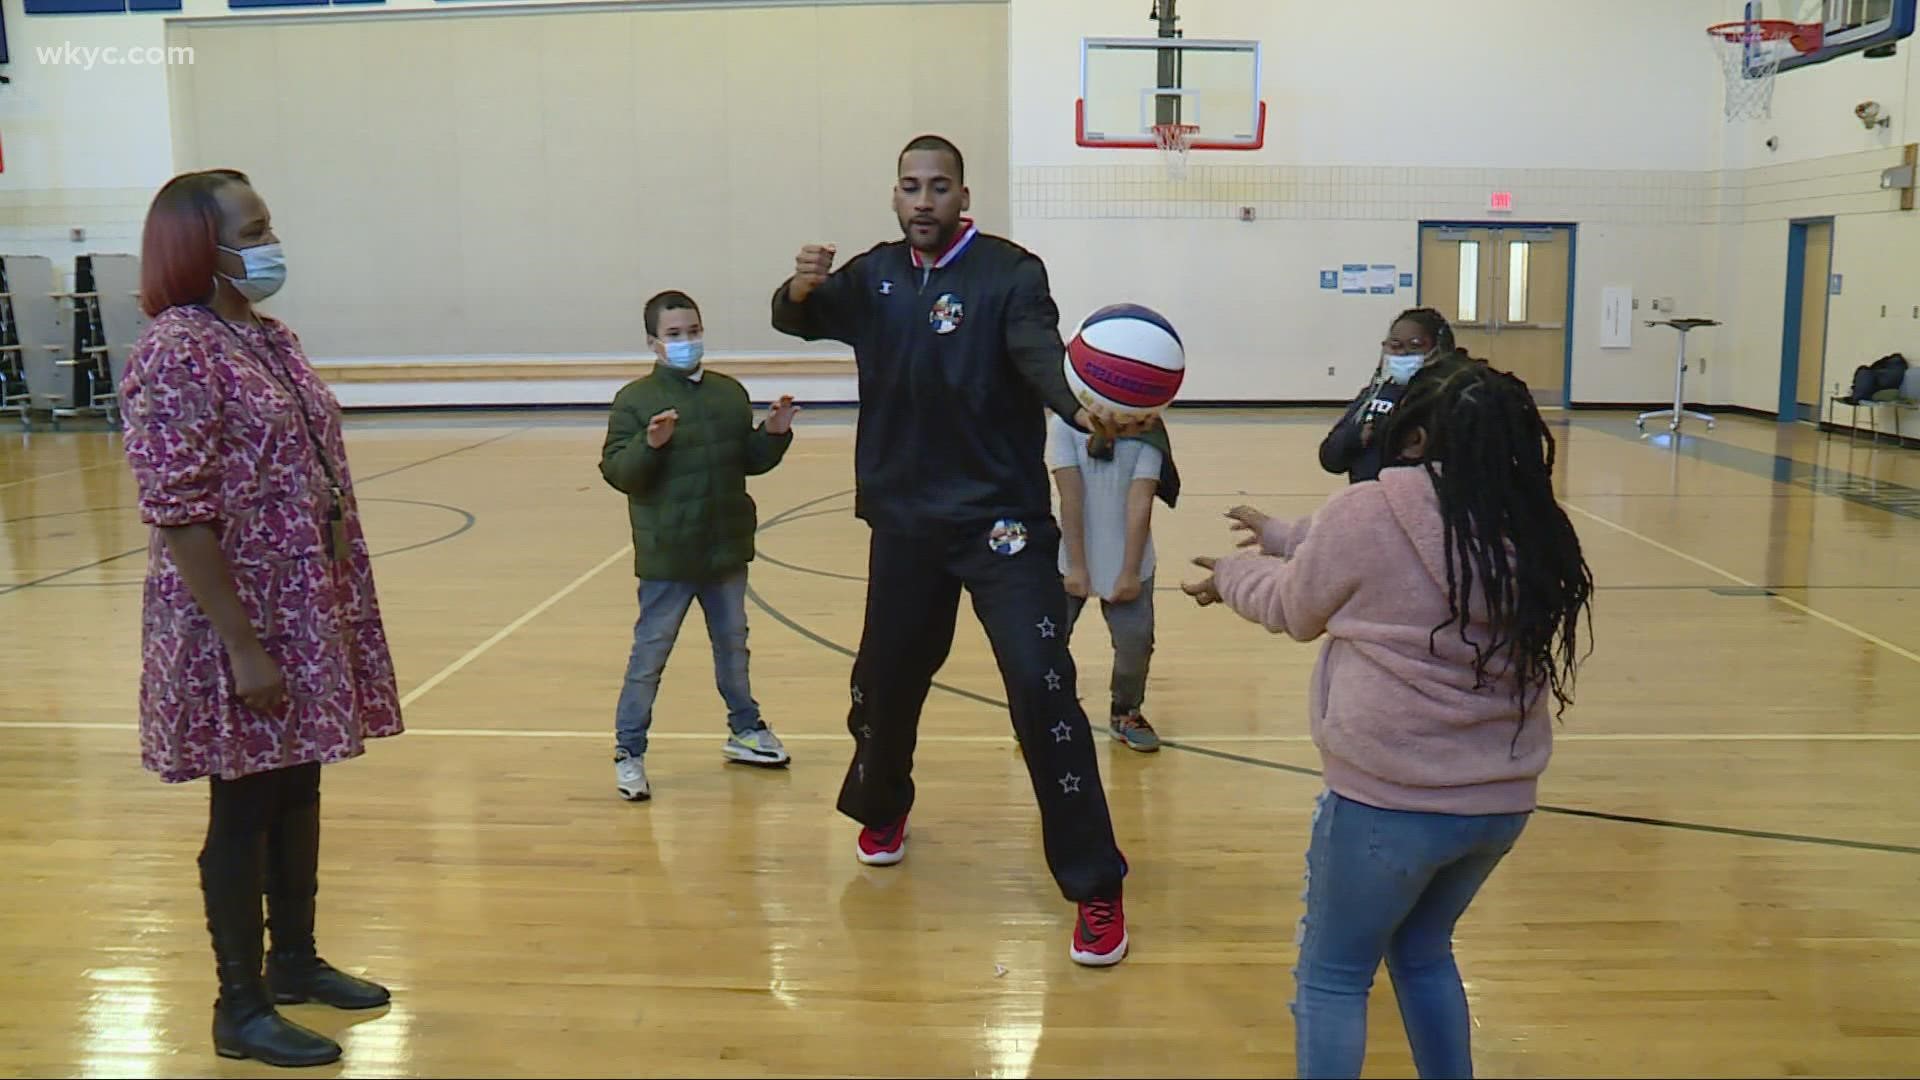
[24,0,126,14]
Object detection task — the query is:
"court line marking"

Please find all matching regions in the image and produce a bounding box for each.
[1560,501,1920,667]
[1152,740,1920,857]
[741,487,1920,858]
[0,429,524,598]
[742,495,1920,609]
[6,722,1915,744]
[0,498,480,589]
[397,544,632,708]
[0,462,116,492]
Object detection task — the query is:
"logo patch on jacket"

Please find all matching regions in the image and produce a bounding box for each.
[929,294,964,334]
[988,518,1028,556]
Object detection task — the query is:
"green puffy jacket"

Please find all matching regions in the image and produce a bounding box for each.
[599,364,793,583]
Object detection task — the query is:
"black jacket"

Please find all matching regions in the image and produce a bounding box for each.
[1320,376,1408,483]
[770,224,1090,534]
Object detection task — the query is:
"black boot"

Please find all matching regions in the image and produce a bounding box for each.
[264,792,391,1010]
[202,840,342,1067]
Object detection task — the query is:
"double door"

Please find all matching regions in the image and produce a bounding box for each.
[1418,224,1572,404]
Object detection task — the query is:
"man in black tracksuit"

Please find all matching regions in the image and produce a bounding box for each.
[770,134,1134,967]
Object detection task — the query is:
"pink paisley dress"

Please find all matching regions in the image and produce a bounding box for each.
[119,304,404,783]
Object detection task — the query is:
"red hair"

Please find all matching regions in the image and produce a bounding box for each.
[138,168,250,317]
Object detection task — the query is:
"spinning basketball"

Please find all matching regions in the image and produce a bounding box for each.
[1066,303,1185,421]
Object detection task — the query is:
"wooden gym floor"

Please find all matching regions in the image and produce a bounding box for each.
[2,406,1917,1079]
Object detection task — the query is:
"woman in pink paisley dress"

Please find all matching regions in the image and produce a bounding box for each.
[119,169,404,1069]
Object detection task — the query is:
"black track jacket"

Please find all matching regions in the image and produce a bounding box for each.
[771,220,1090,535]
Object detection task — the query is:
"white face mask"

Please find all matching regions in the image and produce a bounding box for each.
[1382,351,1427,385]
[218,242,286,302]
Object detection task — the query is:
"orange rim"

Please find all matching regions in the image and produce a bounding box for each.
[1705,19,1824,52]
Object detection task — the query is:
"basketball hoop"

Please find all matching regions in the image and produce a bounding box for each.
[1153,122,1200,180]
[1706,18,1823,120]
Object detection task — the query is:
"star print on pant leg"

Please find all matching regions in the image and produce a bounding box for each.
[851,685,864,705]
[1043,669,1062,692]
[1058,772,1081,795]
[858,723,874,740]
[1036,617,1057,639]
[1050,720,1073,743]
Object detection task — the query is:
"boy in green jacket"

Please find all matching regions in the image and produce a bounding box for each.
[600,290,799,801]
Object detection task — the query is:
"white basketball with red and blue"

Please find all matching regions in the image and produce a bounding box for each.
[1065,303,1185,420]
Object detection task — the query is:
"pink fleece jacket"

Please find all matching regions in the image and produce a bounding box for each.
[1212,466,1551,815]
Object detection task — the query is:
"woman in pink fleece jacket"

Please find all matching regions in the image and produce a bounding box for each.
[1184,357,1594,1080]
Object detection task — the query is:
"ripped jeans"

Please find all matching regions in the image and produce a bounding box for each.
[1291,789,1531,1079]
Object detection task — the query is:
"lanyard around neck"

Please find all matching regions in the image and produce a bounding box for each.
[202,307,345,499]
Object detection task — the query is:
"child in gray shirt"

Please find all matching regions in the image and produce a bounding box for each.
[1048,413,1166,752]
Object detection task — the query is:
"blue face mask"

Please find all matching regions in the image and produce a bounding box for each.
[662,338,704,371]
[218,242,286,302]
[1383,351,1427,385]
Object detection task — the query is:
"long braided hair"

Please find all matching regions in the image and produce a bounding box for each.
[1379,356,1595,723]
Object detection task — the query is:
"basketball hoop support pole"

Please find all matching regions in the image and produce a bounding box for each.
[1152,0,1178,37]
[1154,0,1182,126]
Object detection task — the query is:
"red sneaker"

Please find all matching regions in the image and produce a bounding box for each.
[1071,894,1128,967]
[856,814,908,866]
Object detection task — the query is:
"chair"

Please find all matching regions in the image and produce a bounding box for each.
[1829,364,1918,447]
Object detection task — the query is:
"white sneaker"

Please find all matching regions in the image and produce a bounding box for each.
[614,749,650,801]
[723,726,791,768]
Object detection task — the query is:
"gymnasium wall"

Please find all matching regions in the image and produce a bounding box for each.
[171,0,1005,376]
[1708,148,1916,420]
[0,0,1008,238]
[5,0,1918,416]
[1707,2,1920,429]
[1718,0,1916,171]
[0,0,1007,406]
[1007,0,1729,405]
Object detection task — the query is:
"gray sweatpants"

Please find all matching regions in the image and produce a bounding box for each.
[1064,575,1155,716]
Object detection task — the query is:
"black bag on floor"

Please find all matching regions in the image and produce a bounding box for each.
[1848,354,1908,402]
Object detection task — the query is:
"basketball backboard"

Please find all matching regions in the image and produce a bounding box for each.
[1737,0,1918,73]
[1075,37,1265,151]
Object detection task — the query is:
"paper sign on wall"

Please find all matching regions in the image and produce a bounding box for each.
[1340,265,1367,294]
[1320,270,1339,290]
[1600,285,1633,349]
[1368,265,1397,294]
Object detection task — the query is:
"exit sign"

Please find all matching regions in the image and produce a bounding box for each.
[1489,191,1514,212]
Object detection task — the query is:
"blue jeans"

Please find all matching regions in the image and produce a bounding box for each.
[613,571,760,757]
[1293,789,1530,1080]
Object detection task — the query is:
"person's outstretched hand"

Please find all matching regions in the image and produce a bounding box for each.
[1182,555,1221,607]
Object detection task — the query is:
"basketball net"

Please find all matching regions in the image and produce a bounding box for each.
[1153,122,1199,180]
[1707,18,1820,121]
